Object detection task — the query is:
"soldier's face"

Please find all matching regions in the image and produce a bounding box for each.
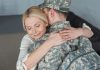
[43,8,62,25]
[43,8,53,24]
[43,8,49,16]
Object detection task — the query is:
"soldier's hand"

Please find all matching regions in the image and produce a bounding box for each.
[59,27,83,40]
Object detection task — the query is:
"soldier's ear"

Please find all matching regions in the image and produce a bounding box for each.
[49,9,55,17]
[45,22,48,27]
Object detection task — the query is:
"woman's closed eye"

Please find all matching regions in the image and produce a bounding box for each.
[35,24,40,27]
[26,26,31,30]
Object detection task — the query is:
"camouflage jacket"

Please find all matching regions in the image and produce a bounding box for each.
[59,37,100,70]
[28,21,100,70]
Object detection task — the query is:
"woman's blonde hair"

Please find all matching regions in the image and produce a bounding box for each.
[22,6,48,30]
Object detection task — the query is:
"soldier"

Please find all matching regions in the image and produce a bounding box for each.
[37,0,100,70]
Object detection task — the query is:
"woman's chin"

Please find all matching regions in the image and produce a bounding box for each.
[34,35,42,40]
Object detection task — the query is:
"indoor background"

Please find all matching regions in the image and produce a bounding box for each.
[0,0,100,28]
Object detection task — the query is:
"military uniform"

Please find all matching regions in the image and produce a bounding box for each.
[35,0,100,70]
[28,20,100,70]
[59,37,100,70]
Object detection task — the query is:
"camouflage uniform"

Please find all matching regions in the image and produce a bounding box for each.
[28,21,100,70]
[59,37,100,70]
[28,0,100,70]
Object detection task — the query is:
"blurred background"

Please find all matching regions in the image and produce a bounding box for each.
[0,0,100,28]
[0,0,100,70]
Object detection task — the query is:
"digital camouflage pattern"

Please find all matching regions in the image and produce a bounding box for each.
[59,37,100,70]
[39,0,71,12]
[28,21,100,70]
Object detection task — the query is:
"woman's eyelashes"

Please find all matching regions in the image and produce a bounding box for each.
[26,26,31,30]
[35,24,40,27]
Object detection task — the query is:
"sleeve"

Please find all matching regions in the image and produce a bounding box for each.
[82,23,91,30]
[16,35,36,70]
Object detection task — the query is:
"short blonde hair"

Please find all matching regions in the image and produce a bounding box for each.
[22,6,48,30]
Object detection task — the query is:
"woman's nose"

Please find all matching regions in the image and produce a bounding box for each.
[33,30,36,34]
[32,28,38,35]
[28,27,35,34]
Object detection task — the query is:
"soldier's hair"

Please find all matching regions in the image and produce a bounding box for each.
[45,7,68,18]
[55,10,68,18]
